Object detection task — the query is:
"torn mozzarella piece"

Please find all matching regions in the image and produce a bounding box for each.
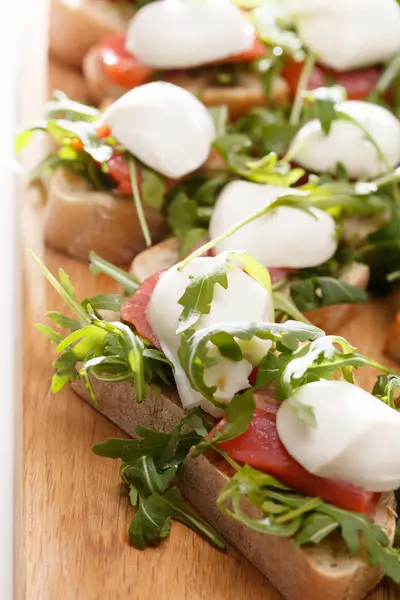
[126,0,254,69]
[290,100,400,179]
[277,380,400,492]
[148,257,272,414]
[209,181,337,268]
[102,82,216,178]
[287,0,400,70]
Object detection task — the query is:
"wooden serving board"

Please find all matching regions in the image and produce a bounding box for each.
[20,2,400,598]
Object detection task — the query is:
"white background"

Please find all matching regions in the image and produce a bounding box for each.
[0,1,25,597]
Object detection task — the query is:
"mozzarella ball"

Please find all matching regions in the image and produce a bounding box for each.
[277,380,400,492]
[126,0,254,69]
[209,181,337,268]
[290,100,400,179]
[287,0,400,70]
[102,82,216,179]
[148,257,272,411]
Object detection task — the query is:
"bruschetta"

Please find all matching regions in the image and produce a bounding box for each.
[82,0,290,114]
[16,82,217,262]
[32,248,400,600]
[49,0,137,68]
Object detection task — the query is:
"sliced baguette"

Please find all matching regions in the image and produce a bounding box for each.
[130,237,370,334]
[48,59,91,104]
[49,0,133,68]
[83,44,290,115]
[72,377,395,600]
[44,168,167,263]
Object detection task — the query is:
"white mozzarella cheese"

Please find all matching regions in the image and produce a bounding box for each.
[209,181,337,268]
[126,0,254,69]
[148,256,272,414]
[102,82,216,179]
[277,380,400,492]
[287,0,400,71]
[290,100,400,179]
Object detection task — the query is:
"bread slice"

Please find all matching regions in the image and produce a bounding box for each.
[49,0,133,68]
[83,44,290,115]
[44,168,167,263]
[130,237,370,334]
[48,59,91,104]
[72,377,395,600]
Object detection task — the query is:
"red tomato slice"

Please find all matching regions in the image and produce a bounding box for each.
[99,33,155,89]
[222,35,266,64]
[283,59,381,101]
[216,406,380,515]
[121,270,163,348]
[107,153,146,195]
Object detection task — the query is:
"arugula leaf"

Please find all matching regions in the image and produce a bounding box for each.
[356,206,400,292]
[47,311,82,331]
[218,464,400,582]
[177,254,228,333]
[279,335,394,400]
[15,121,48,153]
[178,321,324,403]
[373,374,400,410]
[45,92,100,122]
[303,86,347,135]
[35,323,63,345]
[216,389,255,442]
[129,487,225,550]
[89,251,139,296]
[94,412,225,551]
[93,409,209,466]
[81,294,125,313]
[256,352,289,387]
[29,251,90,324]
[272,290,310,323]
[167,192,208,257]
[122,455,177,495]
[290,277,367,312]
[208,106,228,138]
[294,513,339,545]
[140,166,166,210]
[233,108,299,156]
[129,157,152,247]
[129,493,172,548]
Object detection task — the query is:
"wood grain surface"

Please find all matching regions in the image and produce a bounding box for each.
[19,2,400,598]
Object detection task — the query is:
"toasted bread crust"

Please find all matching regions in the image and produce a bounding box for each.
[49,0,132,68]
[83,44,290,114]
[44,168,167,263]
[72,377,395,600]
[130,238,370,334]
[48,59,91,104]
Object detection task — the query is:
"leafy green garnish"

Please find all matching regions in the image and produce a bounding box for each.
[167,192,209,258]
[373,374,400,410]
[218,464,400,582]
[178,320,324,404]
[129,157,152,247]
[31,253,171,406]
[93,413,225,550]
[89,251,139,296]
[141,167,166,210]
[177,251,274,333]
[303,85,347,135]
[177,254,228,333]
[290,276,367,312]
